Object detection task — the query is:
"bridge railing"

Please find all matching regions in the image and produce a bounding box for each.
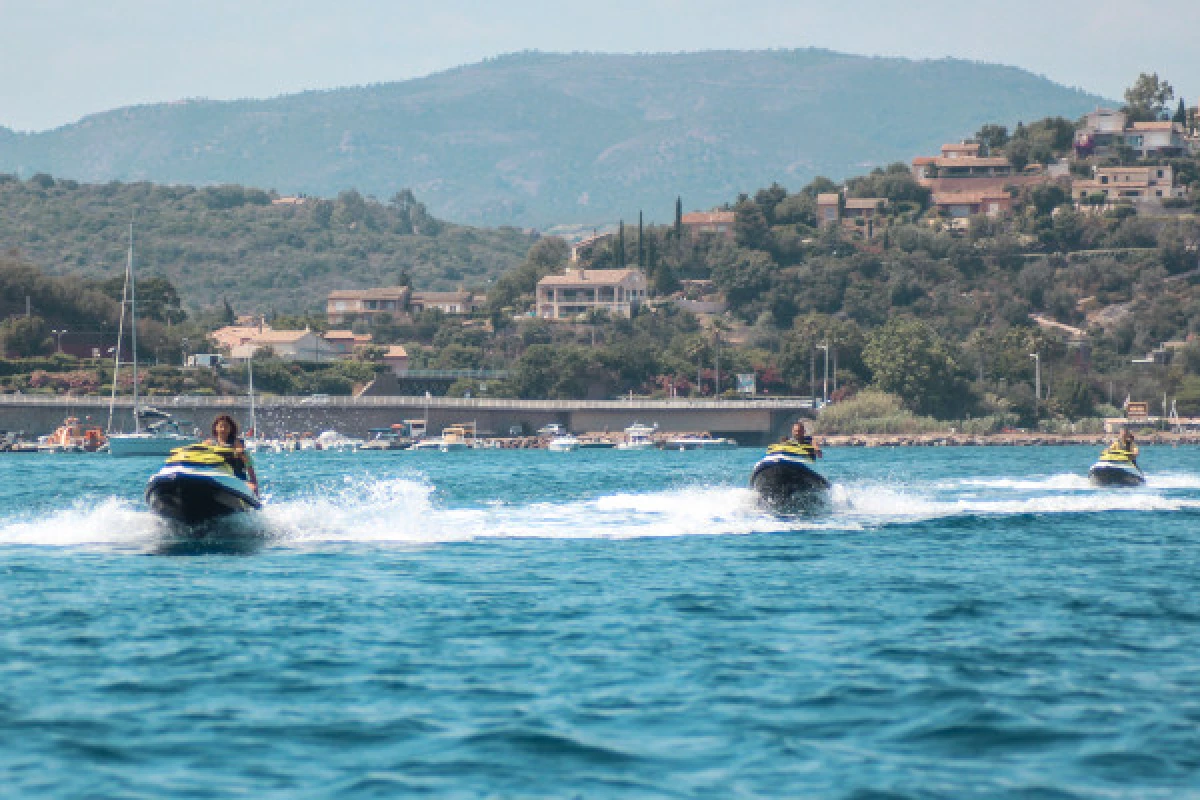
[0,394,820,410]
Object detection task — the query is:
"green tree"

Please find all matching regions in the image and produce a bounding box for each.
[710,249,774,309]
[1173,98,1188,125]
[0,315,51,357]
[734,200,771,250]
[975,124,1009,153]
[862,317,962,417]
[1123,72,1174,121]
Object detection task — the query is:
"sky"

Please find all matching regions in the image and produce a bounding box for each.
[1,0,1196,132]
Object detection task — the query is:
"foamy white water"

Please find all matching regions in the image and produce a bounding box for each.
[5,471,1199,550]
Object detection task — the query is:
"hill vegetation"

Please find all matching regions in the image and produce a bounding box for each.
[0,177,533,311]
[0,50,1105,227]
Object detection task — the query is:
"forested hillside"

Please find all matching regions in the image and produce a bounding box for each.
[0,176,533,311]
[0,49,1105,227]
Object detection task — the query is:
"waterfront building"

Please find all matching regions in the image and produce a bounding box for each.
[536,268,649,320]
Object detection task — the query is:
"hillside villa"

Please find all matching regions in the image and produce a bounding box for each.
[1074,109,1190,159]
[408,290,479,314]
[570,231,615,263]
[323,330,374,356]
[817,192,890,236]
[931,190,1014,218]
[211,322,360,362]
[681,210,736,240]
[1072,165,1189,208]
[326,286,479,326]
[327,287,411,326]
[227,329,338,362]
[536,268,649,319]
[380,345,409,376]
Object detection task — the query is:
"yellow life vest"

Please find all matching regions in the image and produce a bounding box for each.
[1099,447,1136,464]
[166,443,238,474]
[767,442,817,459]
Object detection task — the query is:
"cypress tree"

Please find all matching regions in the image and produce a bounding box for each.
[1173,99,1188,125]
[674,197,683,240]
[618,220,625,267]
[637,211,644,267]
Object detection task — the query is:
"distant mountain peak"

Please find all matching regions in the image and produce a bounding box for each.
[0,49,1105,228]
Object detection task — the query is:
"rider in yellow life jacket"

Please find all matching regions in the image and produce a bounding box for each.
[1108,428,1138,465]
[780,421,823,458]
[205,415,259,495]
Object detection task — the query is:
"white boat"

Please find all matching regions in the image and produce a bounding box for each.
[106,220,198,457]
[665,434,738,451]
[617,422,658,451]
[316,430,361,451]
[413,423,476,452]
[546,434,580,452]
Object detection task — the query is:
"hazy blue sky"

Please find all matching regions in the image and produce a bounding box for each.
[2,0,1196,131]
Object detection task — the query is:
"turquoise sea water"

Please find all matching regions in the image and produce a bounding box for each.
[3,446,1200,798]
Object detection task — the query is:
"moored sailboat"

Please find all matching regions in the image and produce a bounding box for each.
[106,219,198,457]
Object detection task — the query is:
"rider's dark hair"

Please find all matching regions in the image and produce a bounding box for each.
[211,414,239,444]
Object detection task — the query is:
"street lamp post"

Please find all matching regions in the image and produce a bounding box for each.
[1029,353,1041,418]
[51,328,67,354]
[817,342,830,405]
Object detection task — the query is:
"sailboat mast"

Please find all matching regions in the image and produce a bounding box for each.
[106,235,132,434]
[129,220,139,434]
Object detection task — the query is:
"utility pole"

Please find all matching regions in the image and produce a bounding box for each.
[713,328,720,396]
[810,349,816,408]
[817,342,829,405]
[832,344,838,397]
[1030,352,1041,418]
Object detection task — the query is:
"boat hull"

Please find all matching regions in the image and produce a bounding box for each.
[1088,461,1145,487]
[109,433,198,457]
[145,465,261,525]
[750,453,831,509]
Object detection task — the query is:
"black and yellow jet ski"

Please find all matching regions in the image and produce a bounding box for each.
[145,443,261,524]
[750,441,831,509]
[1088,446,1145,487]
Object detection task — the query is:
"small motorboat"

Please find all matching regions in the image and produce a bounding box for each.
[750,442,831,509]
[145,443,261,525]
[546,434,580,452]
[1088,447,1145,487]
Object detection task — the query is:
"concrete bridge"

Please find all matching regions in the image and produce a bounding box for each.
[0,395,818,446]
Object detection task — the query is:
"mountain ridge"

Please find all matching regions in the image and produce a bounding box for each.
[0,49,1108,227]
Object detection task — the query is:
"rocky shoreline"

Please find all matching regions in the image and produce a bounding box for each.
[819,432,1200,447]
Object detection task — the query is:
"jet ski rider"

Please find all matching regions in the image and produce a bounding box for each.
[1111,428,1138,465]
[782,421,823,458]
[206,414,259,495]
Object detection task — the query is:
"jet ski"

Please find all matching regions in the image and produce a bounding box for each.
[750,442,831,509]
[1087,447,1145,487]
[145,443,261,524]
